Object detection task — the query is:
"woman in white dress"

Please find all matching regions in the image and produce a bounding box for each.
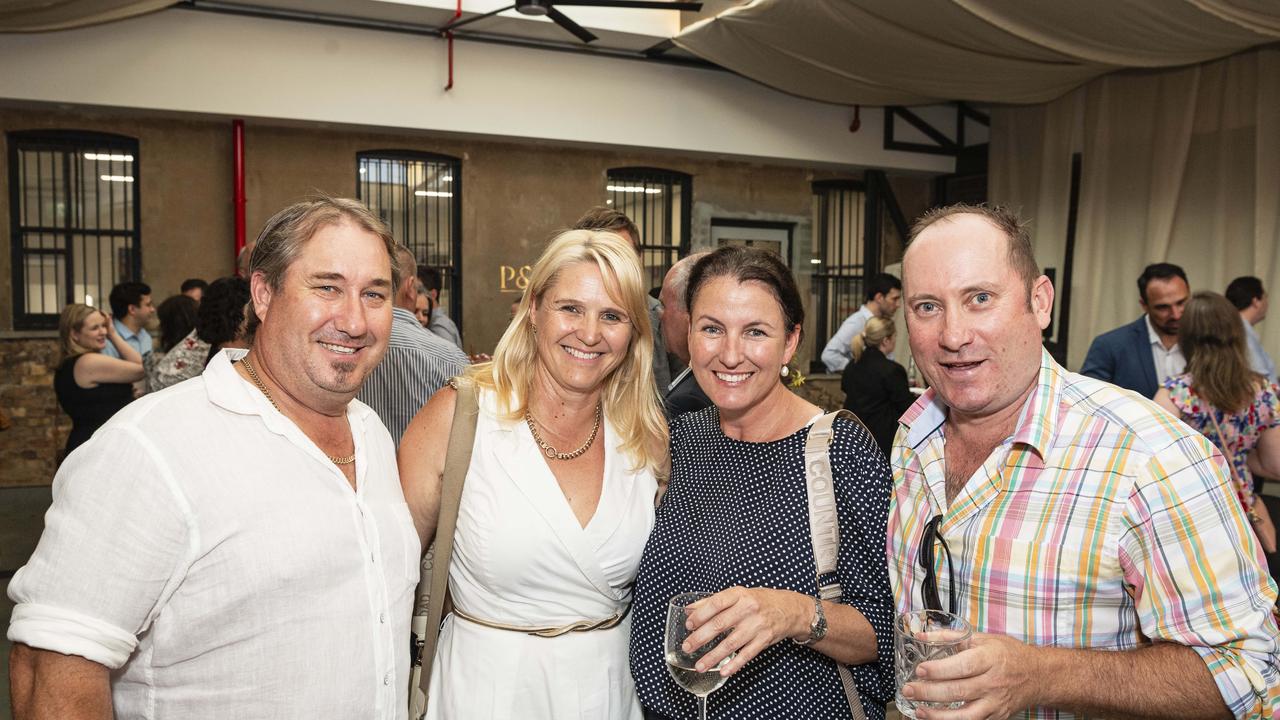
[400,229,668,719]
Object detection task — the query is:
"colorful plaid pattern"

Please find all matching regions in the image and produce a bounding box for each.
[888,350,1280,719]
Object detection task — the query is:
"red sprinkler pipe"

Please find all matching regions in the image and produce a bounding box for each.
[445,0,461,90]
[233,119,246,273]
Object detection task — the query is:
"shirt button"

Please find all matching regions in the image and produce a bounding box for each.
[379,612,386,623]
[383,672,392,686]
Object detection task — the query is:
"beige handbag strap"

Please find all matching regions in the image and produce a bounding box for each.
[803,410,867,720]
[415,378,480,698]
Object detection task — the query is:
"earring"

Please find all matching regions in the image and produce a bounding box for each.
[780,365,790,378]
[531,324,538,336]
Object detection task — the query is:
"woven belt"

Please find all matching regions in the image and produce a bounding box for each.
[452,607,625,638]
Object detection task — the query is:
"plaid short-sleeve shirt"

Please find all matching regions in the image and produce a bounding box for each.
[888,350,1280,719]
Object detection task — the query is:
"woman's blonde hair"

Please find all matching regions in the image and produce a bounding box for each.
[468,229,668,476]
[1181,291,1258,413]
[58,303,106,361]
[850,316,896,363]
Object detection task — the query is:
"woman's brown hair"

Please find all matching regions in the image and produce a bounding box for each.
[1180,291,1258,413]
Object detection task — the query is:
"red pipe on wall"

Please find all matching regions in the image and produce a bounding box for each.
[233,119,247,274]
[445,0,461,90]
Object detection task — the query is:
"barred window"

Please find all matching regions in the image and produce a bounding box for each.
[605,167,691,293]
[811,181,875,370]
[8,130,141,329]
[356,151,462,325]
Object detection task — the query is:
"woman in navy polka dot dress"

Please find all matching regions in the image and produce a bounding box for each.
[629,247,896,720]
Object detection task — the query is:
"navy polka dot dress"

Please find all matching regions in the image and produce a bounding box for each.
[629,407,895,720]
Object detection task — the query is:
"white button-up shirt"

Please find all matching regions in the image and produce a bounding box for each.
[1146,315,1186,385]
[8,350,418,719]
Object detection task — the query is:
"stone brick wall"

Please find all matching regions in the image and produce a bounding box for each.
[0,335,68,486]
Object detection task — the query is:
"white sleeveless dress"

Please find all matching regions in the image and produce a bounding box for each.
[425,389,656,719]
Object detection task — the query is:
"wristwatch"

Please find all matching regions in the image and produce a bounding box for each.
[792,596,828,646]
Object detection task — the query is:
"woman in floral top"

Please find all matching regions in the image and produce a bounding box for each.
[1155,291,1280,553]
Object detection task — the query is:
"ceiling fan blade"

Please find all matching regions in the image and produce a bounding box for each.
[546,6,598,43]
[550,1,703,10]
[438,4,517,33]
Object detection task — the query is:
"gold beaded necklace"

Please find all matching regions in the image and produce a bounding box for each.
[240,355,356,466]
[524,403,601,461]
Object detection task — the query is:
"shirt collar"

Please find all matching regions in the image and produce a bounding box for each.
[114,317,139,340]
[1242,315,1261,341]
[392,306,420,327]
[202,348,376,427]
[899,349,1060,459]
[668,366,693,393]
[1145,315,1176,352]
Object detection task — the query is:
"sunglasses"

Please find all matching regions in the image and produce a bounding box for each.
[918,513,956,615]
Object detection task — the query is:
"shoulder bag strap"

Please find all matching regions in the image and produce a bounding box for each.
[411,378,481,710]
[803,409,867,720]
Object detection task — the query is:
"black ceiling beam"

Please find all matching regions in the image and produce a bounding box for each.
[177,0,722,70]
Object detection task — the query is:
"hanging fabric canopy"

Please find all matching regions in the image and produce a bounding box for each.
[674,0,1280,106]
[0,0,175,32]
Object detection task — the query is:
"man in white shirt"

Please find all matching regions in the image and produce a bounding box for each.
[820,272,902,373]
[100,281,154,359]
[8,197,418,720]
[1081,263,1189,398]
[1227,275,1277,383]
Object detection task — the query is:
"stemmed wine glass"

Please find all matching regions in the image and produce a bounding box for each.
[665,591,734,720]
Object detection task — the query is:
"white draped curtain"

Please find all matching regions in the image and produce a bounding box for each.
[0,0,173,32]
[990,47,1280,371]
[675,0,1280,105]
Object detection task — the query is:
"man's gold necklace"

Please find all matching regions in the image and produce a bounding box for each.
[525,403,600,460]
[240,355,356,466]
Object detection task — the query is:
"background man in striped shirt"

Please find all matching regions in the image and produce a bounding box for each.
[358,245,469,447]
[889,204,1279,719]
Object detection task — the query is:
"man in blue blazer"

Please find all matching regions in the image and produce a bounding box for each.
[1080,263,1189,398]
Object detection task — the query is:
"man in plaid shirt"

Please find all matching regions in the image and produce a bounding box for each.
[889,204,1280,720]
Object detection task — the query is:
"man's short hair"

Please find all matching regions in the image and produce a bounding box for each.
[1225,276,1265,311]
[109,281,152,319]
[573,207,641,248]
[865,272,901,302]
[1137,263,1188,304]
[394,246,417,290]
[909,203,1040,300]
[245,196,397,342]
[417,265,442,294]
[180,278,208,294]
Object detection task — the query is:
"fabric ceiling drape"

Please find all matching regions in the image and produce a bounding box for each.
[990,47,1280,371]
[676,0,1280,105]
[0,0,174,32]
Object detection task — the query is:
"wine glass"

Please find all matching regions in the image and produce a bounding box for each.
[665,591,734,720]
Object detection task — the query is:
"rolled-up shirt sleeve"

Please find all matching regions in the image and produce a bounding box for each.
[1121,435,1280,719]
[7,423,194,670]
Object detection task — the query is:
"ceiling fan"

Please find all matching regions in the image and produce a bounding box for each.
[439,0,704,44]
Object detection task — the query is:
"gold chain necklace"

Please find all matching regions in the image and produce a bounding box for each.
[525,403,601,461]
[240,355,356,466]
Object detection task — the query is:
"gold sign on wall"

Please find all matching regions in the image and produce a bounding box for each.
[499,265,533,293]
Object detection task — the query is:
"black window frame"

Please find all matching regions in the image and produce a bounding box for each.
[811,179,877,373]
[355,150,463,329]
[605,166,692,293]
[8,129,143,330]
